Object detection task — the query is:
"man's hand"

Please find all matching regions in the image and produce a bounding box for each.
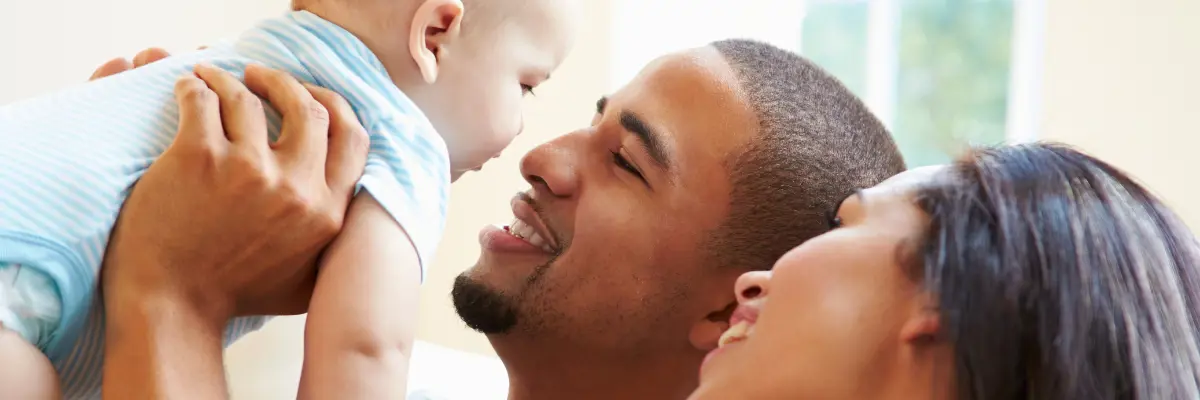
[103,63,368,321]
[100,62,369,399]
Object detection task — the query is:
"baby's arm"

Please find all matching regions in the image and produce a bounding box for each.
[298,194,422,399]
[290,51,449,398]
[0,325,59,399]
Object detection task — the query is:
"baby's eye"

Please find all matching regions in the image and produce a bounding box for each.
[521,84,536,96]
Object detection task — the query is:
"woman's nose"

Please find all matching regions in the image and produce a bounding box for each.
[735,271,771,303]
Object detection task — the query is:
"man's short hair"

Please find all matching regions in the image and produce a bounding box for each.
[708,39,907,271]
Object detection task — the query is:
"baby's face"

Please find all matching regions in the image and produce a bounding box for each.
[425,0,581,178]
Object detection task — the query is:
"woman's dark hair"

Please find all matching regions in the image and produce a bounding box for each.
[916,142,1200,399]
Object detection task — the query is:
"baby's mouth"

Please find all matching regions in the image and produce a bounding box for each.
[718,320,755,348]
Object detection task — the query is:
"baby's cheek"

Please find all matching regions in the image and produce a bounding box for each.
[489,110,524,148]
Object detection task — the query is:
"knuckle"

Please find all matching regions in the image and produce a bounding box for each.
[346,125,371,152]
[229,151,269,184]
[327,91,352,110]
[229,90,263,112]
[176,81,215,105]
[278,183,320,216]
[304,100,330,123]
[175,141,220,166]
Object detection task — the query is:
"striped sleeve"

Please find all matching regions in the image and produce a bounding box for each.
[246,13,452,279]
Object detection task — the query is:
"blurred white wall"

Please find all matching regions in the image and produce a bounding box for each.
[1040,0,1200,229]
[0,0,292,102]
[2,0,1199,398]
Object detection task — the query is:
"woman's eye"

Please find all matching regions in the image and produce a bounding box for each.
[612,151,644,180]
[521,84,536,96]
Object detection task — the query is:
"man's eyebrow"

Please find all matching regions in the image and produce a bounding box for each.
[622,111,674,170]
[596,96,673,170]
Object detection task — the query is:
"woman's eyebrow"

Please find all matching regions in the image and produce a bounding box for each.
[836,189,864,213]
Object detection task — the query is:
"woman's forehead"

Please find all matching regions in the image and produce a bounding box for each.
[871,165,949,193]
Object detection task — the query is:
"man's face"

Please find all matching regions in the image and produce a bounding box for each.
[452,46,759,351]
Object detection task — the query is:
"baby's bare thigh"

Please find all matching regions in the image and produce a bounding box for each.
[0,325,60,399]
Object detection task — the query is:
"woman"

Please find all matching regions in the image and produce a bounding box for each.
[694,143,1200,399]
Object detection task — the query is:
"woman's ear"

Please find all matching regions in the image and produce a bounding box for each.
[690,301,736,351]
[408,0,464,84]
[900,294,941,344]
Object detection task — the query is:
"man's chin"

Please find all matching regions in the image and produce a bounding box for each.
[451,273,520,335]
[469,249,551,288]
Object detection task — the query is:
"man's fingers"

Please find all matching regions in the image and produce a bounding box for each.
[243,64,328,166]
[193,63,269,153]
[306,84,369,197]
[172,74,226,150]
[89,58,133,81]
[132,48,170,68]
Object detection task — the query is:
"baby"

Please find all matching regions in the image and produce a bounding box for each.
[0,0,579,397]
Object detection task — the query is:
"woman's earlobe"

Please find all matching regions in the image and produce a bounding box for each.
[900,306,942,344]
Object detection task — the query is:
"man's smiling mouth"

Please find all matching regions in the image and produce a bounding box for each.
[506,192,560,254]
[505,221,554,253]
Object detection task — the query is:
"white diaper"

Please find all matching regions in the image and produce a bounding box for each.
[0,263,61,349]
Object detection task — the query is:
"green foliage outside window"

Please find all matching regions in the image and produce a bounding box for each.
[800,0,1015,167]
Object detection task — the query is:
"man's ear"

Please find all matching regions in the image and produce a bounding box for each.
[408,0,465,84]
[690,301,737,351]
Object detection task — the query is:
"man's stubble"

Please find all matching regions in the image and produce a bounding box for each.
[451,257,555,335]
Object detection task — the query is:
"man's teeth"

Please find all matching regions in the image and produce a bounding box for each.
[718,321,752,348]
[509,219,554,253]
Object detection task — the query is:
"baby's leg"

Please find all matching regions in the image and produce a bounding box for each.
[0,323,59,399]
[0,264,62,399]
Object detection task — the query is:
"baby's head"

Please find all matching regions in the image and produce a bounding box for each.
[297,0,582,179]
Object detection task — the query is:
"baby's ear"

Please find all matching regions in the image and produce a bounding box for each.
[408,0,465,84]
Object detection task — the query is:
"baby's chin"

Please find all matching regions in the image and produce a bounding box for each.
[449,163,487,181]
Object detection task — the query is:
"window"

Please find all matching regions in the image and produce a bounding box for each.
[610,0,1043,167]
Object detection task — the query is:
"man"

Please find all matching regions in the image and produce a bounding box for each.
[453,39,905,399]
[100,38,905,399]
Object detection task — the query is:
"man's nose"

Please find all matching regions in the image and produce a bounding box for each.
[734,271,771,303]
[519,133,580,198]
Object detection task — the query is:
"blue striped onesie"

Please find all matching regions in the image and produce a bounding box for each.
[0,10,449,398]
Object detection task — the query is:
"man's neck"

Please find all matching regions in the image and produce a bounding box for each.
[493,336,702,400]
